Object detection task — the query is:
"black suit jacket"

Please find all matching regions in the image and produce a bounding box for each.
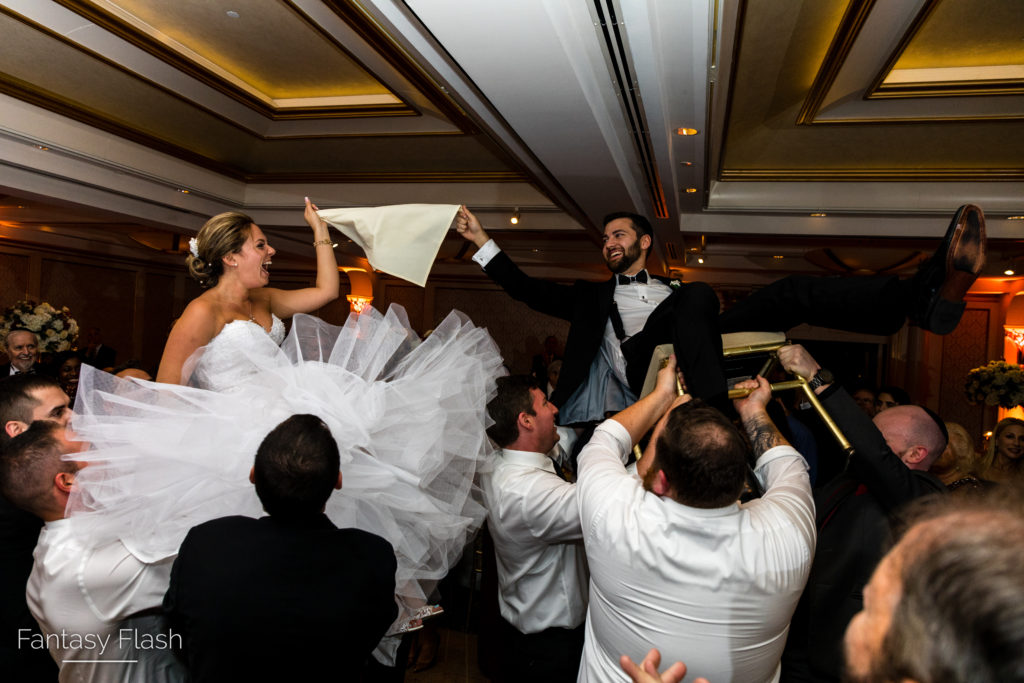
[0,363,43,380]
[0,494,55,681]
[164,514,398,682]
[484,251,673,409]
[783,386,945,682]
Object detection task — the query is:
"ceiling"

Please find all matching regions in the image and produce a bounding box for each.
[0,0,1022,290]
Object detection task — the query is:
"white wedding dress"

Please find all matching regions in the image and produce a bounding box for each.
[66,305,502,641]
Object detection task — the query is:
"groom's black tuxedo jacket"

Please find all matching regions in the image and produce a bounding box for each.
[484,250,673,409]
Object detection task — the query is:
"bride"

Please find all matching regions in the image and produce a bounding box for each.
[156,197,339,385]
[67,199,503,657]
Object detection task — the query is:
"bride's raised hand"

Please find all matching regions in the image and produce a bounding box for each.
[304,196,330,239]
[263,197,340,319]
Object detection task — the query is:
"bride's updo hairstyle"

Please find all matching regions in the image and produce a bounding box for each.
[187,211,254,288]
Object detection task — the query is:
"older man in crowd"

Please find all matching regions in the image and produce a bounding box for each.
[2,328,43,378]
[481,375,592,682]
[575,357,815,682]
[777,344,947,682]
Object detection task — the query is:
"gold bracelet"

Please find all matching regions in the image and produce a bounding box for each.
[313,239,338,248]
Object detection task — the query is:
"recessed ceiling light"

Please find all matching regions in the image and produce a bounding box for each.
[685,188,698,194]
[676,128,699,136]
[810,212,827,217]
[697,257,704,264]
[510,208,520,225]
[773,255,784,260]
[33,145,49,151]
[1008,216,1024,220]
[226,10,240,18]
[680,161,693,166]
[1006,269,1016,276]
[177,188,191,194]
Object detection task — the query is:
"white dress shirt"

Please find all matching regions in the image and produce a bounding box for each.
[576,420,815,683]
[26,519,181,683]
[482,448,589,633]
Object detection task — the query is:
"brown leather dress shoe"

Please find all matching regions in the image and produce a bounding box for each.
[911,204,986,335]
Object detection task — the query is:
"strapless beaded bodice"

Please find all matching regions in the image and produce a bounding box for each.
[188,315,285,391]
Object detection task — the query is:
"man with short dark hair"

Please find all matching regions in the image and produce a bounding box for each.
[0,420,182,682]
[0,375,71,439]
[482,375,589,682]
[456,205,984,418]
[843,491,1024,683]
[164,414,398,681]
[777,344,947,683]
[2,328,41,377]
[575,359,815,682]
[0,375,71,682]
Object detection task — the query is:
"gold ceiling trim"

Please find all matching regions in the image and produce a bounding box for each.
[245,171,528,184]
[0,71,512,183]
[0,6,469,142]
[52,0,424,121]
[871,80,1024,99]
[720,169,1024,181]
[867,0,938,98]
[319,0,479,133]
[866,0,1024,99]
[0,6,271,139]
[796,0,876,126]
[800,112,1024,123]
[0,72,247,180]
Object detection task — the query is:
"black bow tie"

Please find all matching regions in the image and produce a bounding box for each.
[617,271,648,285]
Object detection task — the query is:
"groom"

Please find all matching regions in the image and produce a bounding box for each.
[456,205,985,420]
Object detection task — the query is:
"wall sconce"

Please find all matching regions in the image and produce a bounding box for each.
[510,208,520,225]
[341,267,374,314]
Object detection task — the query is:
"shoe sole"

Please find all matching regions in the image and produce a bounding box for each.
[939,204,985,302]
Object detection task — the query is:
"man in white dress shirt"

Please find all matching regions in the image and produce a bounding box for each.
[482,375,594,682]
[576,358,815,683]
[0,421,183,683]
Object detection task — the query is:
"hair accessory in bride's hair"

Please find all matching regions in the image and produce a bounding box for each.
[188,237,200,259]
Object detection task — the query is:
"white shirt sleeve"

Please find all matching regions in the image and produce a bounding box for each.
[575,419,637,531]
[750,445,816,550]
[471,238,501,267]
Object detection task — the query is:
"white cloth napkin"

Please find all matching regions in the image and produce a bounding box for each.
[318,204,460,287]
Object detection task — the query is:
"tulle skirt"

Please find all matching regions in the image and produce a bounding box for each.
[65,306,502,635]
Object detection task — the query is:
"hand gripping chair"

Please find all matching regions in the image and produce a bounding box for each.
[639,332,852,454]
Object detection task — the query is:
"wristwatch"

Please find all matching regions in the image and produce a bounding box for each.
[807,368,834,390]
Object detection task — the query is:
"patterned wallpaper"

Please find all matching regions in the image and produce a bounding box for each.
[41,259,137,363]
[939,307,992,446]
[0,252,30,306]
[432,285,570,375]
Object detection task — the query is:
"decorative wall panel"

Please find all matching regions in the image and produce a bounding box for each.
[433,286,569,375]
[940,308,990,446]
[40,259,135,361]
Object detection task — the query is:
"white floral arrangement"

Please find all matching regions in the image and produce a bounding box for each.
[0,300,80,353]
[964,360,1024,409]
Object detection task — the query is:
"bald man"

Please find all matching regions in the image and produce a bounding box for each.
[776,345,947,683]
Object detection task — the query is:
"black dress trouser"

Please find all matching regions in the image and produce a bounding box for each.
[621,275,909,403]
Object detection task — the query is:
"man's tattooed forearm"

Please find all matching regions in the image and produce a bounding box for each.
[742,412,784,456]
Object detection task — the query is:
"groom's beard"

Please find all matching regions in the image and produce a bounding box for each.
[605,241,643,274]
